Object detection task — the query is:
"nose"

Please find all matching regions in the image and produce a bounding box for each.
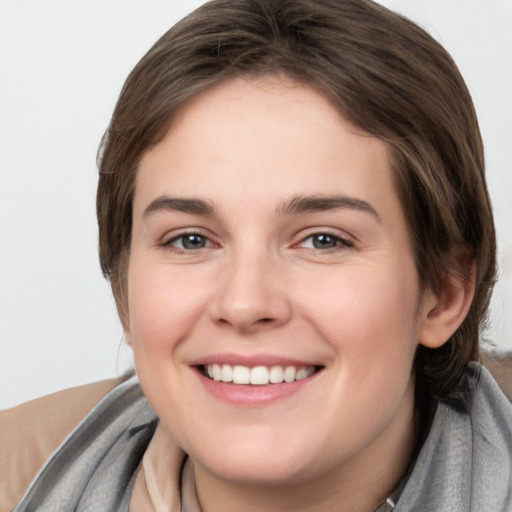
[208,249,292,333]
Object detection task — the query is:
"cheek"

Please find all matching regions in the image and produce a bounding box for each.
[126,262,208,356]
[299,260,420,371]
[300,265,420,429]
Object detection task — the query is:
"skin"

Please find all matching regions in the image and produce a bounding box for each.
[125,76,470,512]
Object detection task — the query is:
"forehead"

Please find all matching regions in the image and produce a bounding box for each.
[135,76,399,213]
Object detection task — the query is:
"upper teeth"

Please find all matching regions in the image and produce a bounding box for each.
[205,364,315,385]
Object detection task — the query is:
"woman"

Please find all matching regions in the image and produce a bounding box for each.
[2,0,511,510]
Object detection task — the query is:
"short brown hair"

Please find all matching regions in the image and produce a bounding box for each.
[97,0,496,408]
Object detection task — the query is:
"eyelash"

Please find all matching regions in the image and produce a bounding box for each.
[161,230,354,254]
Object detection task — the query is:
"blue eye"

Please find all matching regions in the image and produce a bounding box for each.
[168,234,211,250]
[300,233,351,250]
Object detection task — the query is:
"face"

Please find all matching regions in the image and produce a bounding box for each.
[127,76,430,487]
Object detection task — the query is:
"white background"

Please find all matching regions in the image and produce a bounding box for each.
[1,0,511,409]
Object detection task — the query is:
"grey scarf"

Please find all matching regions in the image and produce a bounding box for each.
[14,364,512,511]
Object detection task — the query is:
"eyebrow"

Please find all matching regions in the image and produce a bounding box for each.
[142,194,380,222]
[143,196,215,218]
[278,194,381,222]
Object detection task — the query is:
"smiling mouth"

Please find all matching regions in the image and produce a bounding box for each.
[199,364,323,385]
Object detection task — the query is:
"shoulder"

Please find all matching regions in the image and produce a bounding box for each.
[482,351,512,401]
[0,377,125,511]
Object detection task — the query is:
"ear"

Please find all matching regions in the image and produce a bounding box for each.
[418,263,476,349]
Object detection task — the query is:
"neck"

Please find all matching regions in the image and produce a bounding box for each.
[193,380,416,512]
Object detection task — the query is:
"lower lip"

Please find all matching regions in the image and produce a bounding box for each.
[194,369,321,406]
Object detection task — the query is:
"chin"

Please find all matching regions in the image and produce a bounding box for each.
[184,425,330,486]
[199,450,315,486]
